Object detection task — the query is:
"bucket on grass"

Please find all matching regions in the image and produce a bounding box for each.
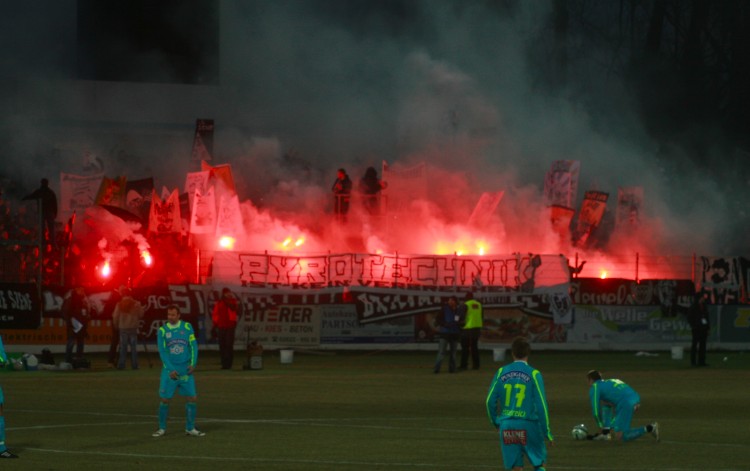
[492,348,506,362]
[280,349,294,364]
[670,346,684,360]
[22,354,39,371]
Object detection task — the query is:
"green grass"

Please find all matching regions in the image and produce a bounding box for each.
[0,349,748,470]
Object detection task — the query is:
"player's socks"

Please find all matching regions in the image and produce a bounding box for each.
[648,422,660,441]
[0,416,6,452]
[186,402,197,431]
[158,403,169,430]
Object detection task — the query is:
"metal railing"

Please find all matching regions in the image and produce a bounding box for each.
[570,252,696,282]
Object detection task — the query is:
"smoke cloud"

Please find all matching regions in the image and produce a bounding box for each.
[0,1,745,280]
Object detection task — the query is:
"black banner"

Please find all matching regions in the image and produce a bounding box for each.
[0,283,41,329]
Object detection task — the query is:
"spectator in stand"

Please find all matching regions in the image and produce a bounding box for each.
[22,178,58,247]
[0,189,11,240]
[112,287,144,370]
[331,168,352,221]
[212,288,239,370]
[358,166,386,215]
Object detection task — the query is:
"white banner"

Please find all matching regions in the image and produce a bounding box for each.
[239,304,321,347]
[189,187,216,234]
[59,172,103,221]
[543,160,580,208]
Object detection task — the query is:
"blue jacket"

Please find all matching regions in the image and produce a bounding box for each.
[437,303,463,335]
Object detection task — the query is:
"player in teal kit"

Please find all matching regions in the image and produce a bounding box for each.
[152,305,205,437]
[486,337,553,471]
[587,370,659,442]
[0,336,18,458]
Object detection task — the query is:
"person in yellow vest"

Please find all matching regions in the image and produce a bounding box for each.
[459,292,483,370]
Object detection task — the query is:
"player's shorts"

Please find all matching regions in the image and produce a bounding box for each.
[498,418,547,470]
[159,369,197,399]
[0,386,4,404]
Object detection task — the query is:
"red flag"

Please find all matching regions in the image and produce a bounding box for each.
[201,161,236,196]
[574,191,609,247]
[95,176,127,208]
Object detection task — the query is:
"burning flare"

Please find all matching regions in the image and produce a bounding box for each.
[218,236,236,250]
[141,250,153,267]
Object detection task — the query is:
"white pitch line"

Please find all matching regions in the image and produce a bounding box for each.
[9,409,749,468]
[10,421,154,431]
[9,409,750,448]
[23,448,496,468]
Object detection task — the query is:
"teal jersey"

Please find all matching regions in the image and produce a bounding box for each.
[157,320,198,375]
[0,336,6,404]
[0,336,6,364]
[485,360,553,441]
[589,379,641,428]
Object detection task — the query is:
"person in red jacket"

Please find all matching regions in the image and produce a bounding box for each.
[212,288,239,369]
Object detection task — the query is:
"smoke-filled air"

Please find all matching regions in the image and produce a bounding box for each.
[0,1,746,282]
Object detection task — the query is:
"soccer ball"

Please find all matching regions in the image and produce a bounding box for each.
[571,424,588,440]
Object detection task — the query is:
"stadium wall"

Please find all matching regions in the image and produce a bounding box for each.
[0,282,747,355]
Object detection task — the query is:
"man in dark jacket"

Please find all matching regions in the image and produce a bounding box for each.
[62,286,90,364]
[433,296,464,374]
[688,291,710,367]
[331,169,352,221]
[212,288,239,370]
[23,178,58,246]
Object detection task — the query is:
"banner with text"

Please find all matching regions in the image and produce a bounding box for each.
[211,252,570,292]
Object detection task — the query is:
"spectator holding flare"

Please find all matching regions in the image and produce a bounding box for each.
[586,369,659,442]
[486,336,552,471]
[0,335,18,458]
[212,287,239,370]
[153,305,205,438]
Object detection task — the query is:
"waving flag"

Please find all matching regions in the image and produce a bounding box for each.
[543,160,580,209]
[190,186,216,234]
[95,176,127,208]
[149,189,182,234]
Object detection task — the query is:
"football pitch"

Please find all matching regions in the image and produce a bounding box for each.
[0,348,748,470]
